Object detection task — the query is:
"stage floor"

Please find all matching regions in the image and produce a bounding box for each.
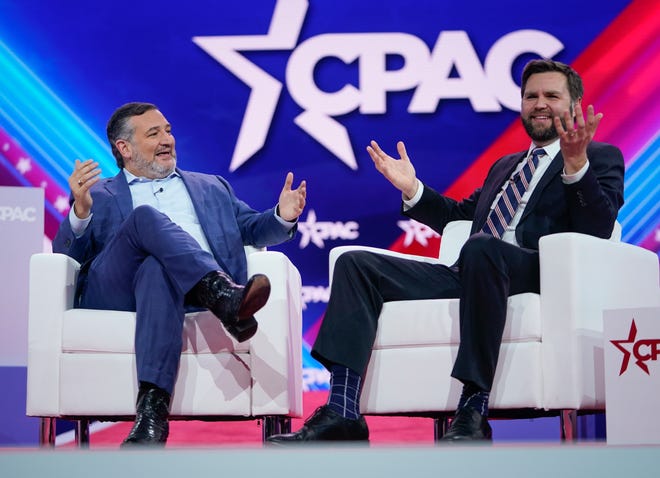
[2,442,659,478]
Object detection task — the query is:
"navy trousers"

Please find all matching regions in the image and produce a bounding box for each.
[79,205,221,394]
[312,233,540,392]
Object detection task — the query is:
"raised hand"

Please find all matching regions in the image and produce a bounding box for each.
[366,140,418,199]
[68,159,101,218]
[278,172,306,222]
[554,103,603,174]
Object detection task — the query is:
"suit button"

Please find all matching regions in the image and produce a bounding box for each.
[64,239,72,247]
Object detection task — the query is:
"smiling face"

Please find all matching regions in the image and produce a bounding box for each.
[116,109,177,179]
[520,71,581,146]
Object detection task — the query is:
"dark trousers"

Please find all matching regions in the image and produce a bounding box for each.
[79,205,220,394]
[312,233,540,391]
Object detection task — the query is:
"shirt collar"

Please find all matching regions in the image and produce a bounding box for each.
[528,138,560,160]
[123,168,180,185]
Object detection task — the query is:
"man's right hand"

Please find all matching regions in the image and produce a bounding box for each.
[69,159,101,219]
[366,140,419,200]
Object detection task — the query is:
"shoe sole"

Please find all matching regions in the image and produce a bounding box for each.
[225,316,258,342]
[238,274,271,320]
[225,274,270,342]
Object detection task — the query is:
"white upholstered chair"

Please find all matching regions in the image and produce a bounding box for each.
[329,221,660,441]
[26,248,303,446]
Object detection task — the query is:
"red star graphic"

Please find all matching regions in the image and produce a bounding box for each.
[610,319,649,375]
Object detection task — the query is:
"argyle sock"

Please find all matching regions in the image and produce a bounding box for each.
[458,382,490,417]
[326,364,362,420]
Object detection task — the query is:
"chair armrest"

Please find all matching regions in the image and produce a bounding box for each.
[26,253,81,416]
[247,251,303,417]
[539,233,660,408]
[329,245,441,287]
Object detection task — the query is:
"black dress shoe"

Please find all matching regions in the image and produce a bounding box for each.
[440,406,492,442]
[187,271,271,342]
[121,386,171,447]
[266,406,369,444]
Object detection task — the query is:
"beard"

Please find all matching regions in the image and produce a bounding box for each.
[132,149,177,179]
[520,115,561,144]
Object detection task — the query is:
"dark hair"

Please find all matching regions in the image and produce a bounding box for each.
[106,102,158,168]
[521,59,584,103]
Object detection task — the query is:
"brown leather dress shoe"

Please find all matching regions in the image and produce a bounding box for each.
[188,271,271,342]
[121,386,171,447]
[266,406,369,444]
[440,406,492,442]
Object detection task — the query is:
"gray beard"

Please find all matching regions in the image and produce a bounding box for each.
[133,152,176,179]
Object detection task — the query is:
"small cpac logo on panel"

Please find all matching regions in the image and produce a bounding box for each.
[610,319,660,375]
[0,206,37,222]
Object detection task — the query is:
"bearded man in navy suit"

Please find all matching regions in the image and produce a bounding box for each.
[267,59,624,444]
[54,102,307,446]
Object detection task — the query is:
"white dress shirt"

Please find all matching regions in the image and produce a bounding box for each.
[403,138,589,246]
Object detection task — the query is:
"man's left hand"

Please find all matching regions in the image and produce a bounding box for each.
[278,172,306,222]
[554,103,603,174]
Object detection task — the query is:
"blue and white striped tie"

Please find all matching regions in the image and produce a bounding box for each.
[481,148,545,239]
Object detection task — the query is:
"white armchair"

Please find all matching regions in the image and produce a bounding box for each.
[329,221,660,441]
[26,249,303,446]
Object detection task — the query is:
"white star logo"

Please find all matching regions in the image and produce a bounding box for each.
[16,157,32,175]
[193,0,358,172]
[397,219,440,247]
[193,0,309,172]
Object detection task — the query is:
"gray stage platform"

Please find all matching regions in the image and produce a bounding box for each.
[2,444,659,477]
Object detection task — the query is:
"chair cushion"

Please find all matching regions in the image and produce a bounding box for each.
[62,309,249,354]
[374,292,541,348]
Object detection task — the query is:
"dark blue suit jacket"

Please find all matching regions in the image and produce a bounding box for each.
[53,168,296,284]
[404,141,625,250]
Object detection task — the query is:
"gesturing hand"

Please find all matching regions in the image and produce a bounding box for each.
[366,140,418,199]
[278,172,307,222]
[554,103,603,174]
[69,159,102,218]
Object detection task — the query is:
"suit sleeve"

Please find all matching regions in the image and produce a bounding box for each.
[402,182,480,234]
[564,142,625,238]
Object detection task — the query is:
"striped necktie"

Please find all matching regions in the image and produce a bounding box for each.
[481,148,545,239]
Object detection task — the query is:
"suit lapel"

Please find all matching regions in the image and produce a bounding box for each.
[475,152,526,227]
[104,171,133,219]
[521,150,564,220]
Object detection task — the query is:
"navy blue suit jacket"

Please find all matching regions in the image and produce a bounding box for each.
[404,141,625,250]
[53,168,296,284]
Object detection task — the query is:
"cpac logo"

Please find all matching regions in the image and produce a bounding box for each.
[610,319,660,375]
[398,219,440,247]
[0,206,37,222]
[298,209,359,249]
[301,285,330,310]
[194,0,563,171]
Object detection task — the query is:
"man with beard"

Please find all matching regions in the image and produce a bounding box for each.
[267,59,624,444]
[54,102,307,446]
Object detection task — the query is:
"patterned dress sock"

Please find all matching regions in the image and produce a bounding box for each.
[326,364,362,420]
[458,382,490,417]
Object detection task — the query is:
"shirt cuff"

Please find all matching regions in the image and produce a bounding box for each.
[274,206,297,230]
[562,159,589,184]
[69,206,92,238]
[402,179,424,211]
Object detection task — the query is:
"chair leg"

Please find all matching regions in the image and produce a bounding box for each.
[75,419,90,448]
[262,416,291,442]
[433,416,450,442]
[560,409,578,442]
[40,418,56,447]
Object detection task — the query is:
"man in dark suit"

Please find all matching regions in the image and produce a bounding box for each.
[267,59,624,444]
[53,102,306,446]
